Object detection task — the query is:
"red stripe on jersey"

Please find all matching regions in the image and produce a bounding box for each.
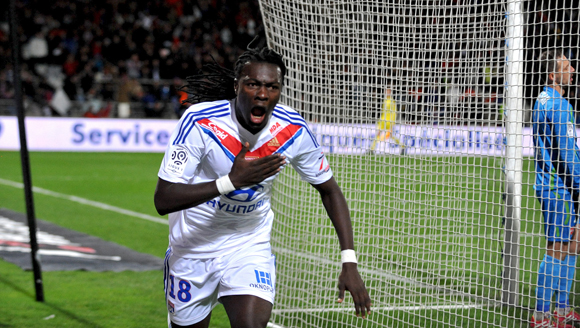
[198,118,302,159]
[247,124,302,158]
[198,118,242,156]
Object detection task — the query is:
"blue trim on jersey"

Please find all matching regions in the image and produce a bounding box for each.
[198,126,237,162]
[163,248,171,302]
[173,103,230,145]
[174,102,229,142]
[272,105,319,147]
[177,112,230,145]
[275,127,304,154]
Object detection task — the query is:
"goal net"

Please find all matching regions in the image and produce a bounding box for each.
[259,0,580,327]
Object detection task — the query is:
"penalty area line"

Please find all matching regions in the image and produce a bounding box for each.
[0,178,168,225]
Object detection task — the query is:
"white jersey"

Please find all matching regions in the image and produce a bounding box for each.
[158,100,333,259]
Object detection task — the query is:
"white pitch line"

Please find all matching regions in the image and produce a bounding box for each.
[274,247,463,293]
[0,178,168,225]
[267,323,286,328]
[272,303,485,314]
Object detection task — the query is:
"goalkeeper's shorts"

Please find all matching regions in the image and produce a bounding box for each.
[164,242,276,326]
[539,189,577,243]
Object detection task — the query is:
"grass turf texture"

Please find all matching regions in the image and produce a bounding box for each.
[269,154,577,327]
[0,151,576,327]
[0,151,230,328]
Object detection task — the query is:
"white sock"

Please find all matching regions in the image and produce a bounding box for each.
[534,311,548,321]
[557,307,571,315]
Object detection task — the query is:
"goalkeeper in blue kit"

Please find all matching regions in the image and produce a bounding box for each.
[531,49,580,328]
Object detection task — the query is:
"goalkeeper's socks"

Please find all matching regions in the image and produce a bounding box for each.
[536,254,562,312]
[557,255,577,310]
[556,305,571,316]
[532,311,547,322]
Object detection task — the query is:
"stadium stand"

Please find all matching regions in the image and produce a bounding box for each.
[0,0,578,125]
[0,0,264,118]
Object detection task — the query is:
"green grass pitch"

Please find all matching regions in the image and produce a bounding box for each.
[0,151,232,328]
[0,151,574,327]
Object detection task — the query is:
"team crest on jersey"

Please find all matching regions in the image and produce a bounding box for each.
[167,300,175,313]
[166,145,188,175]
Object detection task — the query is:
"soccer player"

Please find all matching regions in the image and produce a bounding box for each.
[531,49,580,328]
[369,87,406,155]
[154,44,372,328]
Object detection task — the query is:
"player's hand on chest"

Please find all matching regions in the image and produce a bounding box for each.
[228,142,287,190]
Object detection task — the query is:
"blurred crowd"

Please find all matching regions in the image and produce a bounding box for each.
[0,0,263,118]
[1,0,579,123]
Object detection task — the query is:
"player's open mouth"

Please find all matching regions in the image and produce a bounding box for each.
[250,107,266,124]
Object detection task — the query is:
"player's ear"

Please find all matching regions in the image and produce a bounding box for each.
[234,79,239,95]
[548,72,555,84]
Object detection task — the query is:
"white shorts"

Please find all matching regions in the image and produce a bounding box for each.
[164,242,276,326]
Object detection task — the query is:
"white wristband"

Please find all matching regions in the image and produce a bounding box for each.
[216,175,236,194]
[341,249,357,264]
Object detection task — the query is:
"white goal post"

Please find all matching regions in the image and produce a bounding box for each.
[259,1,578,327]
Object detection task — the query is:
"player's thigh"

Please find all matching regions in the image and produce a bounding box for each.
[540,190,576,244]
[165,250,222,327]
[221,295,273,328]
[170,313,211,328]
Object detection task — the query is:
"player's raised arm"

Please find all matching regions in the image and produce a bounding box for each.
[311,177,372,318]
[154,142,286,215]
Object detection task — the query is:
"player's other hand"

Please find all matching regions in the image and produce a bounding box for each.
[337,263,372,318]
[229,142,286,189]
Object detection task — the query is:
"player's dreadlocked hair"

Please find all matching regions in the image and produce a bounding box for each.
[181,41,286,104]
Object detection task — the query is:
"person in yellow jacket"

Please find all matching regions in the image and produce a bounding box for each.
[370,87,406,154]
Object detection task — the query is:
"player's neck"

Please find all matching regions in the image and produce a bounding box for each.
[550,84,565,96]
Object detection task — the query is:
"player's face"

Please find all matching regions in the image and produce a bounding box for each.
[234,62,282,134]
[553,56,575,86]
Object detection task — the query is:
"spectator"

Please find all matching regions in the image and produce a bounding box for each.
[23,30,49,70]
[81,86,111,118]
[116,69,144,118]
[62,53,79,77]
[0,68,14,100]
[126,53,142,79]
[142,82,166,118]
[170,77,189,118]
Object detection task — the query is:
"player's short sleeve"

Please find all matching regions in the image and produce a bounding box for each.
[158,124,204,184]
[290,127,333,185]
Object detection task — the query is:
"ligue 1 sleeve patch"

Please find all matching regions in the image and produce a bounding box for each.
[166,145,188,176]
